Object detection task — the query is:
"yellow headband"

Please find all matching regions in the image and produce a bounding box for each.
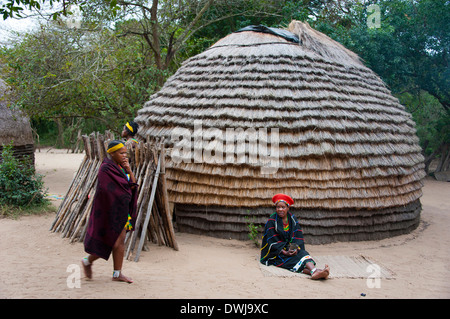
[107,142,125,153]
[125,122,134,133]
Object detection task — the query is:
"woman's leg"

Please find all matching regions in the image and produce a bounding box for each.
[112,228,133,283]
[81,254,99,279]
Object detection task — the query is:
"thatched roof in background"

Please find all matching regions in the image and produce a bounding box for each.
[0,79,34,146]
[135,20,425,211]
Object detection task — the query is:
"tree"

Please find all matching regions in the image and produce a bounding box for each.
[78,0,297,87]
[0,0,118,21]
[1,0,299,144]
[0,0,80,20]
[0,21,159,145]
[305,0,449,174]
[1,0,47,19]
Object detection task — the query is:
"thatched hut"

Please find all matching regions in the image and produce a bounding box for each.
[0,79,35,166]
[134,21,425,243]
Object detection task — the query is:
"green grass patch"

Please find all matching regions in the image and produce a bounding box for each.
[0,200,57,219]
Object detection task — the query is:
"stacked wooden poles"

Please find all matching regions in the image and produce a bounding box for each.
[124,144,179,261]
[50,132,178,262]
[49,132,104,241]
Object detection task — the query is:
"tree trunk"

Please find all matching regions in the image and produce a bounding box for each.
[436,143,450,173]
[55,118,65,148]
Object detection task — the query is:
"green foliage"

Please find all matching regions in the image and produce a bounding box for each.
[0,23,160,146]
[1,0,43,20]
[311,0,449,110]
[0,26,154,123]
[307,0,449,160]
[1,0,119,21]
[398,91,450,157]
[245,215,261,247]
[0,143,47,207]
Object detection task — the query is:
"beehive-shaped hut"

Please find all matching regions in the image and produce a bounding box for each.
[135,21,425,243]
[0,79,35,166]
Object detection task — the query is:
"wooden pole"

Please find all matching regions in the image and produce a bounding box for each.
[134,152,161,262]
[125,153,154,260]
[159,146,179,250]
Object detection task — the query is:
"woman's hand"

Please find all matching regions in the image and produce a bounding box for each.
[121,158,132,173]
[281,249,298,256]
[121,157,137,185]
[288,249,298,256]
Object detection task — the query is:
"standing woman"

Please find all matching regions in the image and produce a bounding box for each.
[81,140,138,283]
[121,121,139,159]
[121,121,139,145]
[260,194,330,280]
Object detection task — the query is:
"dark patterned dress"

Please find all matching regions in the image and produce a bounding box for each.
[260,212,315,272]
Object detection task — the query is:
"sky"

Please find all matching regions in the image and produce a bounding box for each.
[0,2,87,46]
[0,10,40,45]
[0,2,72,46]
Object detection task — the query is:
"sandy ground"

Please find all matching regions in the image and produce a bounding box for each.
[0,148,449,299]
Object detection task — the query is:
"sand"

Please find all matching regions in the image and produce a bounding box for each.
[0,148,449,299]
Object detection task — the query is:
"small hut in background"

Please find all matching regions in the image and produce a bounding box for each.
[134,21,425,244]
[0,79,35,166]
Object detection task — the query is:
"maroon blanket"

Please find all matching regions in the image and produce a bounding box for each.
[84,158,138,260]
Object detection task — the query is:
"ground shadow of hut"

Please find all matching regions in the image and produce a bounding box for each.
[0,79,35,166]
[134,21,425,244]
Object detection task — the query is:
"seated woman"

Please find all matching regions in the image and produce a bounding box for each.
[260,194,330,280]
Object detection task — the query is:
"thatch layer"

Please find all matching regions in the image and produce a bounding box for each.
[135,21,425,242]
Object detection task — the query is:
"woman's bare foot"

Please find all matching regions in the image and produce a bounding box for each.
[112,273,133,283]
[311,264,330,280]
[81,260,92,279]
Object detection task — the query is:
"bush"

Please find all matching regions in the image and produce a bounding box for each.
[0,143,47,207]
[245,215,262,247]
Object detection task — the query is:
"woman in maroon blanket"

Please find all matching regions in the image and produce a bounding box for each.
[81,140,138,283]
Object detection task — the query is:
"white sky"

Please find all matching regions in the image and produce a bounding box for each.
[0,2,67,46]
[0,9,40,45]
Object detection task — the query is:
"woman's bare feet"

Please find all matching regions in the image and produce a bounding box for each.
[112,272,133,283]
[311,264,330,280]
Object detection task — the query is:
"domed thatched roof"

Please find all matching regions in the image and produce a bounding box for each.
[0,79,35,165]
[135,21,425,243]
